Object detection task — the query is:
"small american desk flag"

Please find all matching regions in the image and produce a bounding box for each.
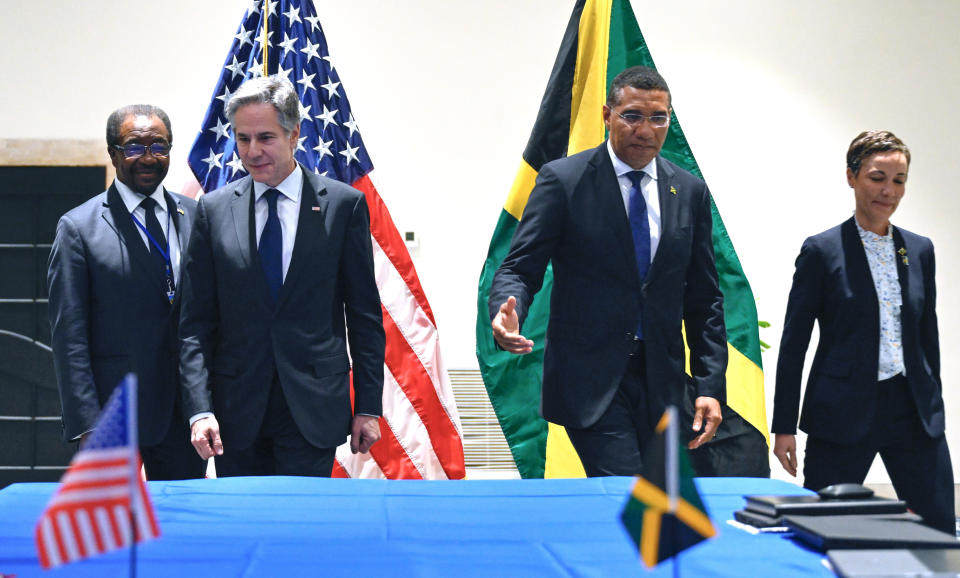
[35,374,159,569]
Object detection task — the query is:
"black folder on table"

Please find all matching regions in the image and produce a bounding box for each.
[828,549,960,577]
[784,514,960,551]
[744,494,907,517]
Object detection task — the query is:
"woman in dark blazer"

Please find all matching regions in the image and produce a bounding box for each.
[772,130,954,534]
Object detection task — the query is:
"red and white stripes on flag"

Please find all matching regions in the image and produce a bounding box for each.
[333,176,466,480]
[187,1,466,480]
[35,376,159,568]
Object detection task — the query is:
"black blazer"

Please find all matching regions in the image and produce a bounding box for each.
[178,167,385,451]
[48,185,196,445]
[489,143,727,429]
[772,217,944,442]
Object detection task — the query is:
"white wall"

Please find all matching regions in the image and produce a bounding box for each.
[5,0,959,484]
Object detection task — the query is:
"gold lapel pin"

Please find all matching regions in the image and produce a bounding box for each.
[177,207,185,215]
[670,186,677,195]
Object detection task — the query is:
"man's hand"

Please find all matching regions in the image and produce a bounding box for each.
[491,296,534,354]
[687,396,722,449]
[350,415,381,454]
[773,433,798,477]
[191,416,223,460]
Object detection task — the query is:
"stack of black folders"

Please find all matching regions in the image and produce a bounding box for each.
[735,483,960,564]
[736,483,909,530]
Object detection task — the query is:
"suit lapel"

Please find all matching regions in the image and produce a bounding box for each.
[165,189,190,308]
[892,226,913,327]
[278,171,329,308]
[103,185,168,294]
[230,179,255,270]
[841,217,880,314]
[591,145,639,286]
[230,178,276,308]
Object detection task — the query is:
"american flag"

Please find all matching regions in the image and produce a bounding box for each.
[188,0,465,479]
[34,375,160,569]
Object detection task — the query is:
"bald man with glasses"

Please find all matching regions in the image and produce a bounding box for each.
[47,104,205,480]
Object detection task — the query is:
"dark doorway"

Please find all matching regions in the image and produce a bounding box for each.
[0,166,104,488]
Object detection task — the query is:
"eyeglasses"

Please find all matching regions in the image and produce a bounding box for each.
[112,143,171,159]
[615,111,670,128]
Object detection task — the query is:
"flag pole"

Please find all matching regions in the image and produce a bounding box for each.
[665,406,680,578]
[261,2,269,76]
[126,375,139,578]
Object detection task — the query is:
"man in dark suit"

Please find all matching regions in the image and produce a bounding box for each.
[489,66,727,476]
[773,130,954,534]
[179,75,385,477]
[48,104,204,480]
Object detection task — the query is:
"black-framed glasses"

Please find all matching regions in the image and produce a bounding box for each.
[615,111,670,128]
[112,143,171,159]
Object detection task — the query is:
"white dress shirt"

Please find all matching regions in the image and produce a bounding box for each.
[114,179,182,283]
[253,165,304,281]
[607,141,662,258]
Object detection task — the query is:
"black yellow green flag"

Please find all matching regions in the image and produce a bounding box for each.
[475,0,766,479]
[620,407,716,566]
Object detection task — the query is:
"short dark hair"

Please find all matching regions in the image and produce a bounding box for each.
[846,130,910,175]
[106,105,173,147]
[607,66,671,107]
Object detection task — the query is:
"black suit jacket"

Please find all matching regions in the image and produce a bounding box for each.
[772,217,944,442]
[48,185,196,445]
[489,143,727,429]
[178,167,385,451]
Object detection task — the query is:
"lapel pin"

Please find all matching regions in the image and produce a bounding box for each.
[669,186,677,195]
[311,206,321,212]
[898,247,908,266]
[177,207,185,215]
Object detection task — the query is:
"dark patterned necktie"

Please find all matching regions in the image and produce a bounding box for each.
[626,171,650,339]
[258,189,283,305]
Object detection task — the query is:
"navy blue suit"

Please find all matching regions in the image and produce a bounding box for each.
[178,167,384,472]
[48,185,204,480]
[773,217,954,533]
[489,143,726,473]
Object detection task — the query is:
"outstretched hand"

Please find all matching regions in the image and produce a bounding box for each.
[491,296,534,354]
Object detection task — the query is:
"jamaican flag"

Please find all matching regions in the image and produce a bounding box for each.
[621,407,715,567]
[475,0,766,479]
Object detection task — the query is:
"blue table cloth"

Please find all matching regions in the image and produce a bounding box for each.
[0,476,831,576]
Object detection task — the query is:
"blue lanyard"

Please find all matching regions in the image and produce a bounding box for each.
[130,203,176,304]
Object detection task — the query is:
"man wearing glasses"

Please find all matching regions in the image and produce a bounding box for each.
[490,66,727,476]
[47,105,204,479]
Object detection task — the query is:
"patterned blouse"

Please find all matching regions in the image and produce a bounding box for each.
[856,220,906,380]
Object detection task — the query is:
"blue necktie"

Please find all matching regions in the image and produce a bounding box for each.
[139,197,170,281]
[258,189,283,305]
[626,170,651,338]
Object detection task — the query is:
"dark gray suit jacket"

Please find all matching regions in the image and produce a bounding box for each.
[773,217,944,442]
[489,143,727,429]
[178,167,385,451]
[48,185,196,445]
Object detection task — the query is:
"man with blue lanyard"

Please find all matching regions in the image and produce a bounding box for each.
[47,105,205,480]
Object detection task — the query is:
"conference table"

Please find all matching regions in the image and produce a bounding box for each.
[0,476,833,576]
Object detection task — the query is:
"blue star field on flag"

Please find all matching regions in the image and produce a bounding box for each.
[81,374,134,451]
[189,0,374,193]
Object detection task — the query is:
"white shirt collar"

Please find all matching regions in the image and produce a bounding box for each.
[253,164,303,202]
[114,178,166,214]
[606,140,658,181]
